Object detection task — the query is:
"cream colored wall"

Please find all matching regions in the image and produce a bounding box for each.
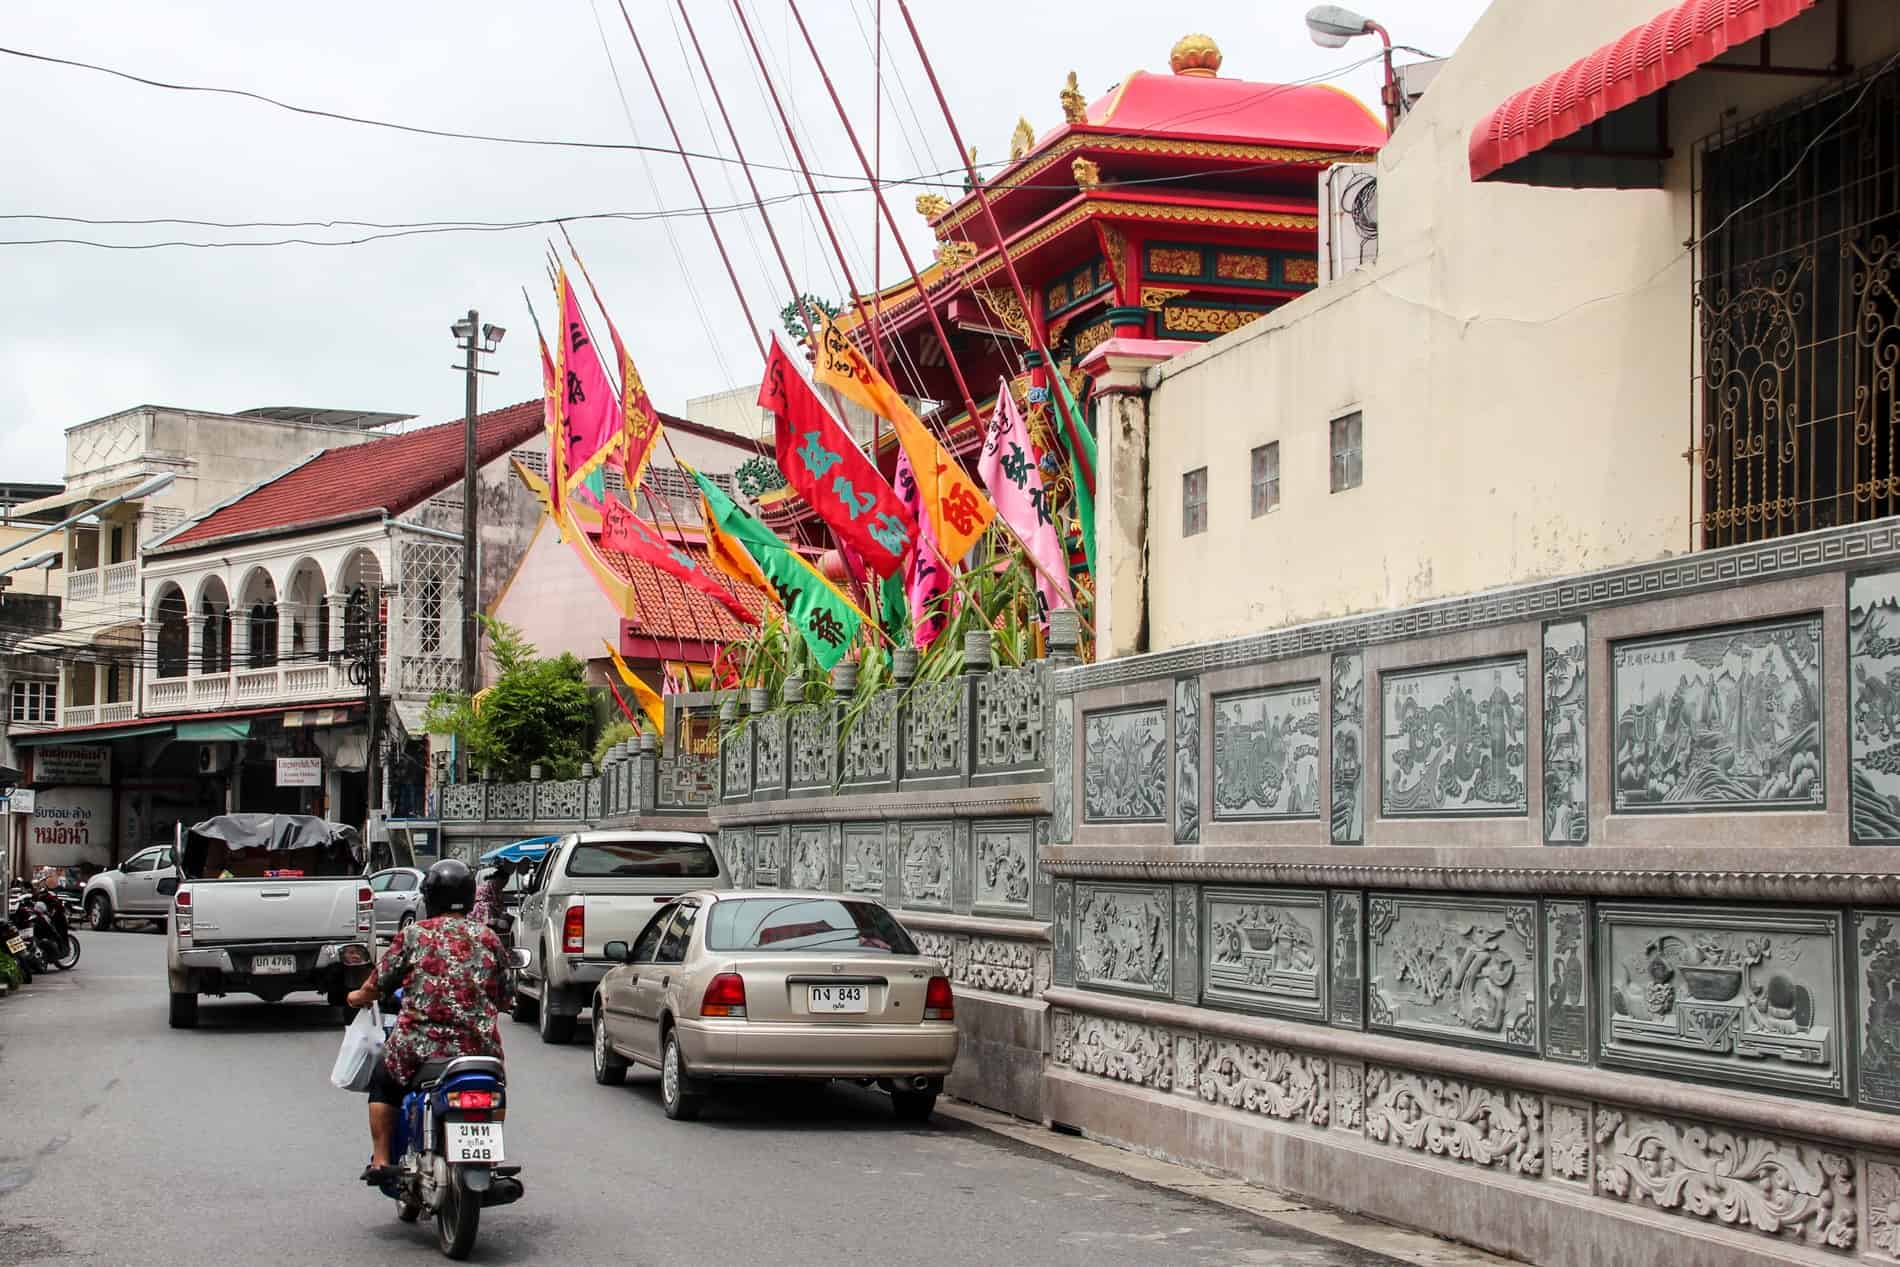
[1140,0,1896,653]
[0,523,62,597]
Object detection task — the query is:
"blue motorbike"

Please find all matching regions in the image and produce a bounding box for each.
[373,999,525,1258]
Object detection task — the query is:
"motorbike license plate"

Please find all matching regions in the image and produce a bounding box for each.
[4,935,25,955]
[445,1121,504,1164]
[808,984,867,1013]
[251,954,296,975]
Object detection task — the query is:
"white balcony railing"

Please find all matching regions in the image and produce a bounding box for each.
[191,673,231,709]
[63,704,96,727]
[144,661,357,716]
[100,701,136,723]
[65,570,99,602]
[147,678,190,710]
[103,561,137,597]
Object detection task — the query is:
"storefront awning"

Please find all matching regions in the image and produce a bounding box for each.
[11,721,172,746]
[1468,0,1816,186]
[176,719,252,742]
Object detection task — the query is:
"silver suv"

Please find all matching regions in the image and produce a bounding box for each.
[83,845,180,930]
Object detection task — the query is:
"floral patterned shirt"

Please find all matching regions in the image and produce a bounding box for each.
[373,914,507,1083]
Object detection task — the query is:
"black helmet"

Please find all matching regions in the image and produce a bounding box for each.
[421,858,476,919]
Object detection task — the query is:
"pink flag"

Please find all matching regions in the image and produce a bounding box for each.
[978,379,1073,619]
[894,448,952,649]
[556,269,619,505]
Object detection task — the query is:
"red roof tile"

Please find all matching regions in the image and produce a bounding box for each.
[160,400,546,551]
[595,540,766,643]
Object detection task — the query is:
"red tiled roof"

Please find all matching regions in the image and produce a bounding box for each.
[160,400,546,551]
[595,539,766,643]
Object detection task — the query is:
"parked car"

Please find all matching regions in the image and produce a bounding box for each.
[367,866,425,939]
[510,830,728,1045]
[589,890,959,1122]
[83,845,181,930]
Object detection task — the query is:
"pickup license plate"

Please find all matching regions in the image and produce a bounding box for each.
[251,954,296,975]
[808,984,867,1014]
[445,1121,504,1164]
[4,935,25,955]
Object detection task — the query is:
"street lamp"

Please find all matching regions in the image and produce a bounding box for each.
[449,310,502,702]
[1304,5,1400,132]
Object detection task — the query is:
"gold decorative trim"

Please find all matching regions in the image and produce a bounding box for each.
[1284,257,1319,285]
[1060,71,1087,125]
[976,287,1032,342]
[1071,320,1115,360]
[1139,286,1190,310]
[1148,246,1202,275]
[1072,156,1101,190]
[1162,305,1267,335]
[915,193,952,224]
[1214,251,1271,282]
[1099,224,1129,295]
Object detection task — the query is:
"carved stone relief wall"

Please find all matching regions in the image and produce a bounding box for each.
[899,821,953,910]
[1175,677,1201,843]
[754,714,786,794]
[843,823,885,897]
[1212,682,1322,821]
[1051,695,1075,843]
[973,820,1033,914]
[722,830,750,888]
[1082,705,1167,822]
[788,706,834,790]
[1330,890,1363,1028]
[1611,615,1824,814]
[1857,911,1900,1113]
[1364,1064,1544,1176]
[723,730,752,799]
[1367,893,1539,1051]
[976,660,1047,773]
[1546,1099,1591,1187]
[905,680,964,782]
[1543,899,1592,1064]
[751,826,781,886]
[1598,904,1843,1098]
[787,825,828,890]
[1073,882,1172,997]
[1850,571,1900,842]
[841,691,897,784]
[1203,887,1326,1021]
[1543,620,1588,844]
[1191,1033,1330,1126]
[1380,656,1530,818]
[1052,1010,1173,1090]
[1053,880,1075,987]
[1330,654,1364,843]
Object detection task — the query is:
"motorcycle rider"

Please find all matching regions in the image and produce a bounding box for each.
[345,858,507,1185]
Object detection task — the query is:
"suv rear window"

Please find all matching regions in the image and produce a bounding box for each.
[706,898,917,955]
[564,839,719,879]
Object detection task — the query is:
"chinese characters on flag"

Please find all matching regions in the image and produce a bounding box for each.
[978,379,1072,619]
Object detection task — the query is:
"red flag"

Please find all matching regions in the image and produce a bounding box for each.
[566,242,666,492]
[758,335,916,579]
[593,498,758,628]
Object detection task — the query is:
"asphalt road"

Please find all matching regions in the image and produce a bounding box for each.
[0,932,1403,1267]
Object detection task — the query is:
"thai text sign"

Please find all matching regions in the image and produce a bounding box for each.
[33,744,110,785]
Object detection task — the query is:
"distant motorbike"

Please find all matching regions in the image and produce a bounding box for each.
[1,912,34,983]
[9,890,77,972]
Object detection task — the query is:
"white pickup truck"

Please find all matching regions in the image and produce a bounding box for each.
[162,814,405,1029]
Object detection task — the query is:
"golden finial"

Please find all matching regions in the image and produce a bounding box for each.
[1169,33,1222,77]
[935,239,978,270]
[1059,70,1087,125]
[1009,116,1036,161]
[1071,156,1100,190]
[915,193,951,222]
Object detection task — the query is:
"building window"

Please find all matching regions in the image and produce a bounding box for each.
[9,679,55,724]
[248,602,278,668]
[109,525,126,565]
[1251,442,1281,517]
[1182,467,1208,537]
[1330,411,1363,492]
[419,574,443,655]
[155,593,189,679]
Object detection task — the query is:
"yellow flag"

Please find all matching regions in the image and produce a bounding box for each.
[811,311,995,562]
[699,491,773,596]
[602,640,665,736]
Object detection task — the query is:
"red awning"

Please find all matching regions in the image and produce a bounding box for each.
[1468,0,1816,183]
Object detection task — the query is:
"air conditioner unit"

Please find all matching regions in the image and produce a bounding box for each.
[1317,162,1379,285]
[197,746,229,775]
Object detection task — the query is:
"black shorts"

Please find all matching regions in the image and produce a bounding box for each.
[366,1057,413,1107]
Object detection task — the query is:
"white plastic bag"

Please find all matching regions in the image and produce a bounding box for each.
[330,1003,384,1091]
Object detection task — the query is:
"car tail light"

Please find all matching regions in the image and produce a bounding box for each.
[563,904,585,955]
[357,886,373,936]
[700,972,747,1019]
[174,890,192,909]
[924,976,954,1021]
[174,888,192,940]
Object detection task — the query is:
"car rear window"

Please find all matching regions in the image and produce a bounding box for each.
[564,840,719,879]
[706,898,918,955]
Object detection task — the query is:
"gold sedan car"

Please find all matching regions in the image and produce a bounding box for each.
[590,890,959,1122]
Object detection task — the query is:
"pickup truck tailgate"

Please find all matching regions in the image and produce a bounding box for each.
[573,893,675,956]
[189,878,364,944]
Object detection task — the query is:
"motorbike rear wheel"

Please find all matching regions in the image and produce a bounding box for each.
[435,1167,481,1259]
[51,934,79,971]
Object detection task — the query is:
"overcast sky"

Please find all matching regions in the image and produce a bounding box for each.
[0,0,1489,484]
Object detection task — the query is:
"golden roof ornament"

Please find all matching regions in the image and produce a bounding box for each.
[1169,33,1222,77]
[1071,156,1100,190]
[1009,115,1036,161]
[1059,71,1087,125]
[935,239,978,269]
[915,193,952,222]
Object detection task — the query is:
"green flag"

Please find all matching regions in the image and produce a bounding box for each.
[687,466,864,673]
[880,570,907,638]
[1048,370,1097,579]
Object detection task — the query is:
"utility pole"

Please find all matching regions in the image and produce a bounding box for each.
[449,314,505,697]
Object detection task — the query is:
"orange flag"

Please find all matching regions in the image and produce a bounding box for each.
[603,640,665,736]
[699,490,772,596]
[811,310,995,563]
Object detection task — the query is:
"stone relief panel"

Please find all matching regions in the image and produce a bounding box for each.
[1212,683,1323,821]
[910,930,961,980]
[975,659,1047,772]
[751,827,781,886]
[840,690,897,784]
[1191,1034,1330,1127]
[787,825,829,890]
[972,821,1033,914]
[1331,1059,1364,1134]
[1594,1109,1855,1250]
[842,823,885,897]
[1598,904,1843,1098]
[1855,910,1900,1112]
[1367,894,1538,1052]
[722,831,750,888]
[1203,887,1327,1021]
[1073,882,1172,997]
[905,680,964,780]
[898,822,952,910]
[788,706,835,790]
[1330,890,1363,1029]
[722,730,752,799]
[1175,676,1201,843]
[1542,620,1588,844]
[963,937,1044,996]
[1082,705,1167,823]
[1851,571,1900,842]
[1330,653,1365,843]
[1363,1065,1544,1176]
[1173,882,1199,1007]
[1870,1158,1900,1259]
[1380,655,1530,818]
[1053,880,1075,987]
[1053,1011,1174,1091]
[1543,899,1592,1064]
[1611,615,1824,813]
[754,714,786,792]
[1547,1099,1592,1188]
[1050,695,1075,843]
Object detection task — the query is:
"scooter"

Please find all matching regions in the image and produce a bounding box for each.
[9,890,77,971]
[1,913,33,983]
[372,960,528,1260]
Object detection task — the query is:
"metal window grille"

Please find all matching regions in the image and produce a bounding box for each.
[1694,60,1900,548]
[396,536,463,697]
[1330,412,1363,492]
[1182,467,1208,537]
[1251,442,1281,516]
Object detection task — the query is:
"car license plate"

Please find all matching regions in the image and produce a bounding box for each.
[445,1121,504,1164]
[4,935,25,955]
[252,954,296,975]
[808,984,867,1013]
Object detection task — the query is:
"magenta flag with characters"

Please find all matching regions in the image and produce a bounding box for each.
[556,269,618,505]
[894,448,953,648]
[978,379,1073,619]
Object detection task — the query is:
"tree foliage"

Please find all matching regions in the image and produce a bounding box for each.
[425,616,599,781]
